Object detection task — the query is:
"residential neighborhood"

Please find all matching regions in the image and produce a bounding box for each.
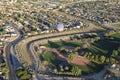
[0,0,120,80]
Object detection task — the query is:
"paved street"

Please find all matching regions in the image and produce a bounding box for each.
[4,27,22,80]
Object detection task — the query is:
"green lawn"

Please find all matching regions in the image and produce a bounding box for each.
[44,40,84,48]
[42,51,61,67]
[84,39,119,57]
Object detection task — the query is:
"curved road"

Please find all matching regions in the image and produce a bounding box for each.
[4,27,22,80]
[15,23,103,79]
[27,29,116,80]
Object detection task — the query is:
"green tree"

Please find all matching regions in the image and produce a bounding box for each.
[100,56,106,63]
[65,66,69,71]
[95,55,99,62]
[68,53,76,60]
[112,50,118,57]
[53,69,58,73]
[16,68,31,80]
[106,58,110,63]
[60,65,64,72]
[74,47,80,52]
[110,58,116,64]
[2,67,9,74]
[72,65,82,76]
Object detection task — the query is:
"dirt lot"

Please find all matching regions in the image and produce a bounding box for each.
[70,56,90,66]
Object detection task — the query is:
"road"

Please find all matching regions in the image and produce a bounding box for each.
[27,28,116,80]
[15,21,103,79]
[4,43,17,80]
[4,27,22,80]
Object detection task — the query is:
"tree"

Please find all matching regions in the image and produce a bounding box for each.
[74,47,80,52]
[53,69,57,73]
[2,67,9,74]
[21,73,31,80]
[100,56,106,63]
[65,66,69,71]
[112,50,118,57]
[106,58,110,63]
[68,53,76,60]
[110,58,116,64]
[60,65,64,72]
[72,65,82,76]
[91,55,95,61]
[118,47,120,52]
[95,55,99,62]
[16,68,31,80]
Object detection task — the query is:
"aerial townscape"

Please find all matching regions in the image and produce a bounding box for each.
[0,0,120,80]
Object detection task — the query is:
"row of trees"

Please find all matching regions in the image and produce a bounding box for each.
[83,52,106,63]
[53,65,82,76]
[83,52,118,64]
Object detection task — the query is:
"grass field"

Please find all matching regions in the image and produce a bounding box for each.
[42,51,62,67]
[44,40,84,48]
[84,39,119,57]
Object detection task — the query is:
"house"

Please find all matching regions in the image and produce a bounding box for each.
[54,23,64,32]
[5,26,15,32]
[111,64,116,68]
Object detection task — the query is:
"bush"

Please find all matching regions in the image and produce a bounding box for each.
[2,67,9,74]
[71,65,82,76]
[68,53,77,60]
[16,68,31,80]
